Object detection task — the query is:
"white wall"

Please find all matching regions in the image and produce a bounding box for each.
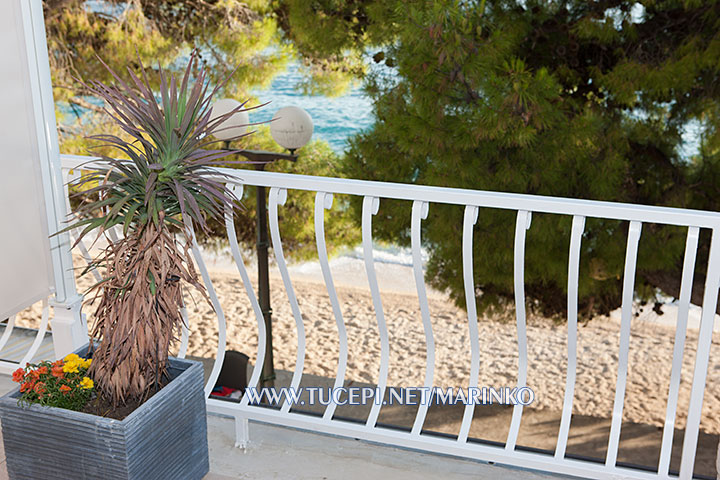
[0,1,56,319]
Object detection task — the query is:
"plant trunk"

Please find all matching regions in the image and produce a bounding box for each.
[87,218,202,407]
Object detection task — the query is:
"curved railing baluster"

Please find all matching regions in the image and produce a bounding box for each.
[506,210,532,451]
[314,192,349,422]
[410,200,434,436]
[0,316,17,354]
[186,216,227,398]
[74,234,102,283]
[225,185,268,407]
[98,190,121,245]
[458,205,479,443]
[106,224,121,244]
[157,243,189,361]
[658,226,698,475]
[269,187,306,413]
[679,228,720,479]
[363,196,389,428]
[606,220,642,467]
[19,299,50,367]
[63,168,102,283]
[555,215,585,459]
[177,302,190,359]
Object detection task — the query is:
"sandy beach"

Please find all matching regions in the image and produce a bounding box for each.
[12,251,720,439]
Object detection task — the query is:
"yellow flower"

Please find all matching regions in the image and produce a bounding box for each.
[62,360,80,374]
[80,377,94,389]
[62,354,90,373]
[64,353,80,363]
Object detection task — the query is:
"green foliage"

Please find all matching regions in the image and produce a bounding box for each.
[276,0,395,57]
[343,0,720,316]
[45,0,290,101]
[48,0,720,316]
[296,56,366,97]
[46,0,361,258]
[273,0,397,96]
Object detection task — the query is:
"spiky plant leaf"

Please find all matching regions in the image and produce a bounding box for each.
[68,53,255,239]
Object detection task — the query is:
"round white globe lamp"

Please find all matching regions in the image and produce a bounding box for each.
[210,98,249,141]
[270,106,313,153]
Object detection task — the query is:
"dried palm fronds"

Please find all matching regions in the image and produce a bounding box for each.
[87,215,203,404]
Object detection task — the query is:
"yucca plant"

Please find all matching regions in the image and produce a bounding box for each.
[66,54,249,407]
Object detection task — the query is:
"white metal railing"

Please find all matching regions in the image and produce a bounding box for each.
[60,153,720,480]
[0,299,52,374]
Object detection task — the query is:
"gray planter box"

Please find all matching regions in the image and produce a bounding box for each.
[0,346,209,480]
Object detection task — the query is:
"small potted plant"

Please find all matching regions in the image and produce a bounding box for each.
[0,54,248,480]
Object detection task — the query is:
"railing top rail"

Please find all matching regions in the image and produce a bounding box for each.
[60,154,720,229]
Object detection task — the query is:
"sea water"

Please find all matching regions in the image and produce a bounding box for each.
[251,62,374,154]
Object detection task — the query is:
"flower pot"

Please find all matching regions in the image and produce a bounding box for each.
[0,345,209,480]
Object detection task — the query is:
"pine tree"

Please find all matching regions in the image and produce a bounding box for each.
[340,0,720,316]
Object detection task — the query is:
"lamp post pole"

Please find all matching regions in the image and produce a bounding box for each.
[254,164,273,389]
[213,100,312,392]
[224,146,296,389]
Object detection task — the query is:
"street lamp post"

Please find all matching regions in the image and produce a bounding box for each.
[211,100,313,390]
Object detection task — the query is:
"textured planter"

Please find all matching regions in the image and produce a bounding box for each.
[0,346,209,480]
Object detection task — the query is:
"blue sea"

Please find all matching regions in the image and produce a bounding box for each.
[251,62,374,154]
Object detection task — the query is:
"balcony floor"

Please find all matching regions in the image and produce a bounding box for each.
[202,414,578,480]
[0,374,576,480]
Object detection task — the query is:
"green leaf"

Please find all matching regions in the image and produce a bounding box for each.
[123,202,141,235]
[148,270,156,296]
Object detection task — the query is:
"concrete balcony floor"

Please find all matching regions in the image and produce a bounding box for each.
[0,374,573,480]
[203,415,573,480]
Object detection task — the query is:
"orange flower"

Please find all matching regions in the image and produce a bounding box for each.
[52,360,62,367]
[36,366,48,375]
[28,370,39,381]
[59,385,71,395]
[12,368,24,383]
[51,365,64,378]
[19,382,31,393]
[33,382,46,395]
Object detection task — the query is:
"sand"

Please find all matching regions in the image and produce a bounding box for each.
[12,256,720,437]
